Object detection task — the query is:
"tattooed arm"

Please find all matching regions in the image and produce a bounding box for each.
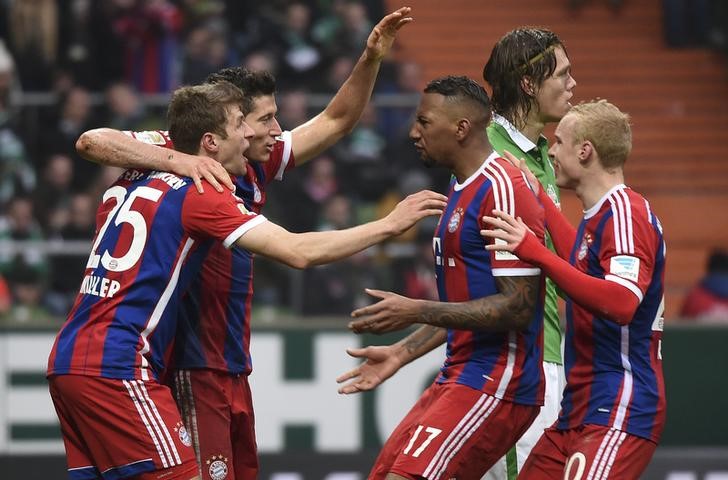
[337,325,446,394]
[348,275,540,334]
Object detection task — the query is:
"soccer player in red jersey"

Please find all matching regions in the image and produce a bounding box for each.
[482,99,666,479]
[73,8,414,479]
[47,80,446,480]
[337,76,547,480]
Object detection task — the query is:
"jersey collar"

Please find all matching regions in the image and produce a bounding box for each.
[584,183,628,219]
[453,151,500,191]
[492,113,539,153]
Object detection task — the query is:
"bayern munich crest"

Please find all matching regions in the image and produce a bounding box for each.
[577,233,593,260]
[206,455,229,480]
[448,208,464,233]
[174,422,192,447]
[253,182,262,204]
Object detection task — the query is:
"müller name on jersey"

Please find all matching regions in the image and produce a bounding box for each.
[123,169,188,190]
[79,274,121,298]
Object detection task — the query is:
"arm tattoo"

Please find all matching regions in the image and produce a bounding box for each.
[402,325,447,359]
[418,276,541,331]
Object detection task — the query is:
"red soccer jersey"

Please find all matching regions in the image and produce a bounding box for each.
[433,152,546,406]
[559,184,666,443]
[47,169,266,381]
[124,130,296,374]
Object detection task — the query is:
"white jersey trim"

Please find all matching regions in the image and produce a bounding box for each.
[492,267,541,276]
[605,274,643,302]
[139,237,194,381]
[453,151,500,191]
[223,215,267,248]
[423,394,500,479]
[274,130,293,181]
[584,184,627,220]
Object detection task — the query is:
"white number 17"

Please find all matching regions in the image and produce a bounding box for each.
[403,425,442,458]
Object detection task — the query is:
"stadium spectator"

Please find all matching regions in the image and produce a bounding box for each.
[104,82,164,132]
[46,193,96,316]
[483,99,666,478]
[0,42,35,210]
[481,26,576,479]
[111,0,183,93]
[33,153,75,232]
[271,2,324,89]
[1,257,54,327]
[39,86,99,191]
[339,76,546,479]
[0,196,47,281]
[7,0,59,90]
[680,249,728,322]
[73,9,418,479]
[47,79,445,480]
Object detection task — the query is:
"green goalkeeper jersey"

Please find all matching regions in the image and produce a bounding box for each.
[487,114,563,364]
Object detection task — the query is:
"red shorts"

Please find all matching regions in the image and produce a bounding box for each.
[171,369,257,480]
[518,424,658,480]
[48,374,198,480]
[370,382,540,480]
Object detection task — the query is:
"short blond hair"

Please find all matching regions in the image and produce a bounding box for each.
[567,99,632,169]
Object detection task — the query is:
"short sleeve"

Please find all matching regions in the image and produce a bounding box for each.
[261,130,295,184]
[599,205,658,302]
[482,159,545,277]
[181,188,267,248]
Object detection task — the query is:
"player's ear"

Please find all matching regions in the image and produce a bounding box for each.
[520,76,536,96]
[201,132,218,154]
[455,118,471,139]
[578,141,593,165]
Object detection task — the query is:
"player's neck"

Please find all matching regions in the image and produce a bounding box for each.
[452,146,493,183]
[576,170,625,210]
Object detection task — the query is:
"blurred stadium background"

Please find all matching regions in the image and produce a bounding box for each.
[0,0,727,478]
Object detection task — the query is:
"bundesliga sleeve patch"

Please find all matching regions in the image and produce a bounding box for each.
[609,255,640,282]
[132,131,168,145]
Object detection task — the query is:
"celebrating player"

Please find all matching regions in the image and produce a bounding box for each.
[338,76,547,479]
[481,26,576,480]
[74,7,414,479]
[47,80,446,480]
[482,99,666,479]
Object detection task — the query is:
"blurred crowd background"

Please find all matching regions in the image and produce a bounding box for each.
[0,0,726,327]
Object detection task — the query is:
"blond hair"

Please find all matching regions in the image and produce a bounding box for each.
[567,99,632,169]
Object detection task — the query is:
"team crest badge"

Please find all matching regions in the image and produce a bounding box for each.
[206,455,229,480]
[577,233,593,260]
[448,208,463,233]
[253,182,262,204]
[174,422,192,447]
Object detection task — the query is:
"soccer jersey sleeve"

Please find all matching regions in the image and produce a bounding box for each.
[181,187,267,248]
[598,204,659,303]
[124,130,174,149]
[481,160,545,277]
[260,130,295,184]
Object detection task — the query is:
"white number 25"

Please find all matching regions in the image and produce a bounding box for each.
[86,186,163,272]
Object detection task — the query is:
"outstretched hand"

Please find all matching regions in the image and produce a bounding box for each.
[336,345,402,394]
[386,190,447,236]
[501,150,540,195]
[366,7,413,61]
[481,210,531,252]
[349,288,422,334]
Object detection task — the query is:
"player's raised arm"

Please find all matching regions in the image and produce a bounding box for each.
[337,325,447,394]
[290,6,413,164]
[236,189,446,269]
[76,128,234,193]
